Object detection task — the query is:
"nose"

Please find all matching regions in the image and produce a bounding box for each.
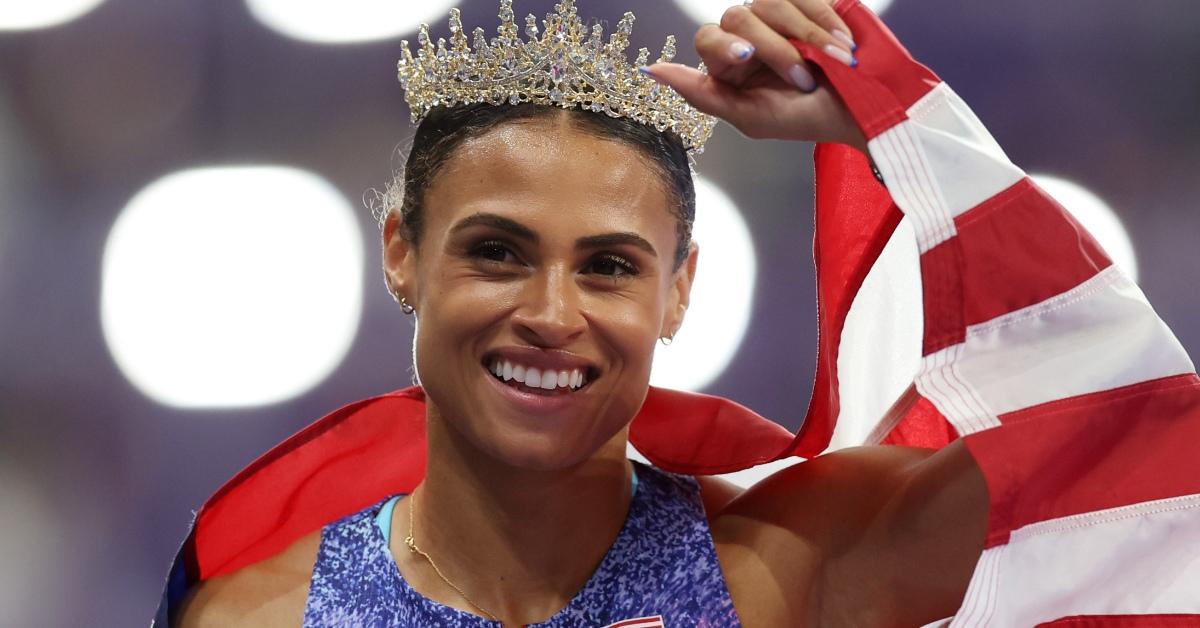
[511,264,586,348]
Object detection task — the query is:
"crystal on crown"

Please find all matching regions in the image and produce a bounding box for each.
[396,0,717,155]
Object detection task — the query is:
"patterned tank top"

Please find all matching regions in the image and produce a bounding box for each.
[302,462,741,627]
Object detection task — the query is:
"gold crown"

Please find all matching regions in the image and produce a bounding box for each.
[396,0,717,155]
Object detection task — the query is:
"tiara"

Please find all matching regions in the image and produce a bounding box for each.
[396,0,718,155]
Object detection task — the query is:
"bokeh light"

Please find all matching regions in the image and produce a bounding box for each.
[245,0,460,44]
[672,0,893,26]
[0,0,106,30]
[1032,174,1138,281]
[650,177,757,391]
[101,166,364,408]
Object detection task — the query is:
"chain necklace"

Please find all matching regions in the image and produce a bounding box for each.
[404,489,501,622]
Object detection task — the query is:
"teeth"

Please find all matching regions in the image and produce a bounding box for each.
[489,359,590,390]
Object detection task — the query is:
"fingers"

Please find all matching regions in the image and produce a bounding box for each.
[718,5,821,91]
[745,0,857,67]
[791,0,857,51]
[692,23,760,86]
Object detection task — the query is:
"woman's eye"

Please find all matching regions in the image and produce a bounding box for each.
[470,241,516,264]
[587,254,638,278]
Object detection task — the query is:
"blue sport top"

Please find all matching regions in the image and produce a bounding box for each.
[302,462,742,627]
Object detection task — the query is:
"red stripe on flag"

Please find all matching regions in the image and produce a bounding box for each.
[963,374,1200,548]
[881,392,958,449]
[952,178,1113,327]
[920,238,966,355]
[916,178,1113,356]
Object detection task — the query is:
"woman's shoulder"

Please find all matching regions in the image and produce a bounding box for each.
[176,528,321,628]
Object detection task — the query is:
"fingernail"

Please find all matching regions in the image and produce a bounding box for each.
[788,64,817,92]
[823,43,857,68]
[832,29,857,52]
[638,66,665,83]
[730,42,754,61]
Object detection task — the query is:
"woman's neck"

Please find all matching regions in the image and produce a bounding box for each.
[402,410,634,625]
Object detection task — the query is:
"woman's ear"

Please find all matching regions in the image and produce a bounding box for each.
[662,241,699,339]
[383,210,417,306]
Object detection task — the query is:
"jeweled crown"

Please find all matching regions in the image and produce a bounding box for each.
[396,0,717,155]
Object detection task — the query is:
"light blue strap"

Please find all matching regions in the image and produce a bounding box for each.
[376,495,403,546]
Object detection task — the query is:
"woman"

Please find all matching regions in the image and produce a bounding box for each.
[169,0,1200,626]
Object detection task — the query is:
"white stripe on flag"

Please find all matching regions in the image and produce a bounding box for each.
[916,266,1194,435]
[953,493,1200,625]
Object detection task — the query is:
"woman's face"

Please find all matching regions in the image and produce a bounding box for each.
[385,116,696,471]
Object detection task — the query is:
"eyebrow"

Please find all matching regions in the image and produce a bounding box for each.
[449,213,539,243]
[576,233,658,258]
[449,212,658,258]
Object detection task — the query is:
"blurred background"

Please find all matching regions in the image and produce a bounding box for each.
[0,0,1196,625]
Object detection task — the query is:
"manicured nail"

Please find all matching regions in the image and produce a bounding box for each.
[823,43,857,68]
[788,63,817,92]
[730,42,754,61]
[638,66,665,83]
[832,29,857,52]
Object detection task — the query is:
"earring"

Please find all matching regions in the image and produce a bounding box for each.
[399,296,415,315]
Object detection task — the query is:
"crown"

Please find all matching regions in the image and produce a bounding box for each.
[396,0,718,155]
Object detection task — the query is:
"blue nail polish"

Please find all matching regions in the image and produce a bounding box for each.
[638,66,654,76]
[850,57,859,69]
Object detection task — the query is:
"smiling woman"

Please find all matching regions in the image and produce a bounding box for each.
[383,106,696,476]
[165,1,1200,626]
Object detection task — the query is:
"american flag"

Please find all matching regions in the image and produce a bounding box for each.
[784,0,1200,623]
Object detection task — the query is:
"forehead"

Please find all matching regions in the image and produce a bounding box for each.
[424,118,675,241]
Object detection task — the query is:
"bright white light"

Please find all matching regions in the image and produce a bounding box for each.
[673,0,892,25]
[246,0,460,44]
[650,177,756,391]
[0,0,106,30]
[102,166,364,408]
[1032,174,1138,281]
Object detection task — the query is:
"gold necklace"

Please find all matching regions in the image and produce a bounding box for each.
[404,489,501,622]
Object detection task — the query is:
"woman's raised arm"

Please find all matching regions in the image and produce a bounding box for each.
[651,0,1200,623]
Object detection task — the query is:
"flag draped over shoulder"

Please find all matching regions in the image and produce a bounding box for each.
[157,0,1200,624]
[792,0,1200,623]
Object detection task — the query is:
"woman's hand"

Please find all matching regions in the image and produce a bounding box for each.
[644,0,867,152]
